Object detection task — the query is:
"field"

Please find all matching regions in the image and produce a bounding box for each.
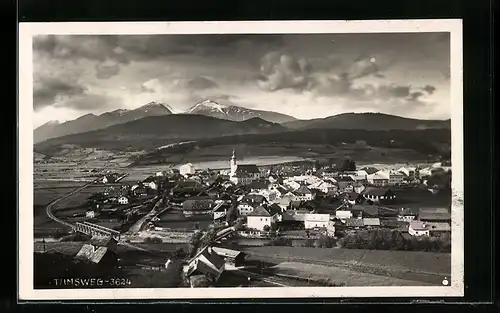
[269,262,436,286]
[155,211,213,230]
[133,141,439,167]
[386,187,451,210]
[242,246,451,277]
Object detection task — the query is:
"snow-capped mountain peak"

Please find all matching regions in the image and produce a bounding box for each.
[187,100,229,114]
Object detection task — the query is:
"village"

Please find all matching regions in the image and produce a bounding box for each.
[34,148,454,288]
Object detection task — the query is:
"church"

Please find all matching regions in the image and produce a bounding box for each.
[229,149,262,185]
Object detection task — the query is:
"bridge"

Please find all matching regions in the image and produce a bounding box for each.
[74,221,121,240]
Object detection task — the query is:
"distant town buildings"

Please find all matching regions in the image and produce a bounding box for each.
[180,163,196,177]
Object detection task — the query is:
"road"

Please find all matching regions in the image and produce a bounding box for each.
[43,174,155,253]
[45,177,103,229]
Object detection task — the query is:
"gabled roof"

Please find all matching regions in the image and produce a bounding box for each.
[247,205,272,217]
[267,203,282,215]
[248,180,269,190]
[235,164,260,174]
[295,185,313,195]
[363,187,394,196]
[186,246,225,279]
[212,246,246,259]
[75,244,95,261]
[89,247,110,264]
[344,218,364,227]
[337,176,355,182]
[242,193,267,204]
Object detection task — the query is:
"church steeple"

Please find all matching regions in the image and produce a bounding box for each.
[230,149,237,176]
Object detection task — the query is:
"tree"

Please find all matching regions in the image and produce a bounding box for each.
[200,228,218,247]
[263,225,271,232]
[337,158,356,171]
[226,197,239,224]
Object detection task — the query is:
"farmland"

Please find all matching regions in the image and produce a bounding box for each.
[242,246,451,277]
[268,262,436,286]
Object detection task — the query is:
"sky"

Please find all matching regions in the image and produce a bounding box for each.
[32,32,450,128]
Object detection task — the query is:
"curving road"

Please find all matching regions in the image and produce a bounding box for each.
[45,178,103,229]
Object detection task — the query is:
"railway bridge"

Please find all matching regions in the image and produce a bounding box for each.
[74,221,121,240]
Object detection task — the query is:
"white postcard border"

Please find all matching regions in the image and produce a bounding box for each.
[18,19,464,300]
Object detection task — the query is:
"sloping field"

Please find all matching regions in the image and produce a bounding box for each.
[271,262,435,286]
[243,246,451,276]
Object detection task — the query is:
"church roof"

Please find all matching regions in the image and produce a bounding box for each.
[235,164,259,174]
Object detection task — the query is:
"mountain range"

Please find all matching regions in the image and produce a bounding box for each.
[283,112,451,130]
[34,115,287,156]
[34,100,297,143]
[34,101,173,143]
[186,100,297,123]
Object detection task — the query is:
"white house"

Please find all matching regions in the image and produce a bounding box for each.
[212,203,228,221]
[147,181,158,190]
[102,176,108,184]
[283,191,301,202]
[246,205,281,231]
[363,187,396,203]
[308,180,337,194]
[118,196,129,205]
[303,213,330,229]
[86,210,96,218]
[237,202,256,216]
[180,163,196,177]
[294,186,314,201]
[409,221,430,236]
[389,170,405,186]
[252,189,277,202]
[283,180,301,191]
[354,184,366,194]
[367,171,390,187]
[335,210,353,219]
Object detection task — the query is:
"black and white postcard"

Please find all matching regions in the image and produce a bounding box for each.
[18,20,464,300]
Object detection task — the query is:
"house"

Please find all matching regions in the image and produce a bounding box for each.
[247,180,270,192]
[361,167,380,175]
[294,186,315,201]
[275,196,292,212]
[345,192,364,205]
[212,247,247,268]
[337,176,355,193]
[408,221,431,236]
[268,184,289,198]
[180,163,196,177]
[246,204,281,231]
[303,213,330,229]
[362,187,396,203]
[308,180,338,194]
[250,189,278,202]
[397,207,418,222]
[343,218,365,228]
[362,218,381,227]
[350,205,380,218]
[184,246,225,283]
[389,170,405,186]
[321,168,338,179]
[335,210,353,219]
[283,180,301,191]
[398,167,419,180]
[74,238,118,266]
[229,150,261,184]
[353,184,366,194]
[212,203,229,221]
[117,196,129,205]
[182,196,215,215]
[85,210,98,219]
[367,171,390,187]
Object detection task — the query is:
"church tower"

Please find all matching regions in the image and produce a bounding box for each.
[230,149,237,176]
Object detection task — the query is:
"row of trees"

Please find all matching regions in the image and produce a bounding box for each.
[339,229,451,253]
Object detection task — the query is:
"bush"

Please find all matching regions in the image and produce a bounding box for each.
[339,229,451,252]
[267,237,292,247]
[316,235,336,248]
[144,236,163,244]
[173,247,187,259]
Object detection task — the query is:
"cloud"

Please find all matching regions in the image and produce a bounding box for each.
[60,94,122,111]
[258,52,311,92]
[33,34,285,79]
[95,60,121,79]
[422,85,437,94]
[185,76,219,90]
[347,56,381,80]
[33,76,87,110]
